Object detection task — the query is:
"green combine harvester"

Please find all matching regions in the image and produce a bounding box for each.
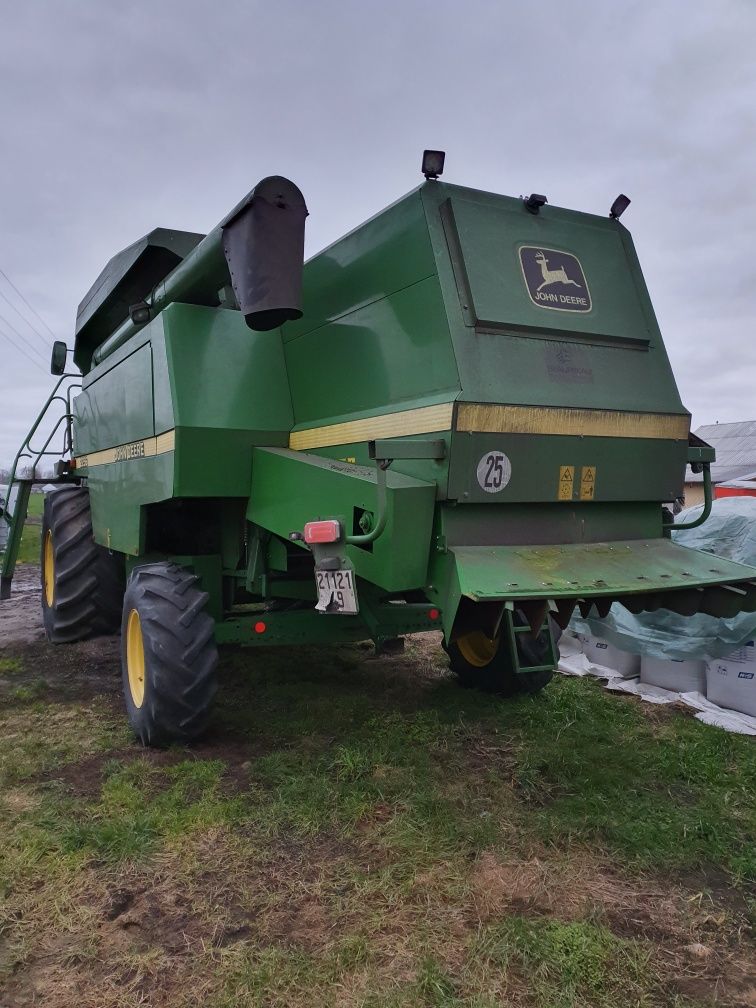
[3,152,756,745]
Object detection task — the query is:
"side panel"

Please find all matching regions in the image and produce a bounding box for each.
[87,454,174,555]
[74,302,295,555]
[285,277,458,426]
[163,303,293,434]
[283,189,460,431]
[248,448,437,591]
[447,429,688,504]
[74,343,155,454]
[162,303,295,497]
[422,184,688,415]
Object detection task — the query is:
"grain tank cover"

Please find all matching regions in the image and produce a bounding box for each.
[74,228,204,371]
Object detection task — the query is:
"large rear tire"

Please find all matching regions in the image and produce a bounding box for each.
[41,486,124,643]
[121,562,218,746]
[446,612,558,696]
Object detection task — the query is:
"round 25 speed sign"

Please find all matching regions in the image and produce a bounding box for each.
[476,451,511,494]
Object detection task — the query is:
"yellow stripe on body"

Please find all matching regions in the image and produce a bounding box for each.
[289,403,454,450]
[455,404,690,440]
[75,429,176,469]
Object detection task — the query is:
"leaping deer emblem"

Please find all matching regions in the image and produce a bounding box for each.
[534,251,581,291]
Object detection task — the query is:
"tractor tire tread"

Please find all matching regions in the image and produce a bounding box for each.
[42,487,125,643]
[122,563,217,746]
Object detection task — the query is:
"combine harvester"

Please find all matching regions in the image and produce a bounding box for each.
[3,152,756,745]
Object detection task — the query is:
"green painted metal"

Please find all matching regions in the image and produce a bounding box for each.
[75,303,294,554]
[430,537,756,639]
[671,462,713,531]
[447,430,686,505]
[247,447,436,592]
[9,169,756,663]
[74,228,203,372]
[424,185,685,411]
[75,343,154,453]
[216,599,441,647]
[87,176,306,370]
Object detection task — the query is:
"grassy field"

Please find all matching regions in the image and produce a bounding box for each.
[0,616,754,1007]
[3,491,44,565]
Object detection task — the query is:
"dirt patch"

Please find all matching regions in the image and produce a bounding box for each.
[468,849,756,1005]
[34,734,275,801]
[0,567,122,705]
[0,565,46,648]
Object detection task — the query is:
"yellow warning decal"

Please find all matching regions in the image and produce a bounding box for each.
[580,465,597,500]
[558,465,574,501]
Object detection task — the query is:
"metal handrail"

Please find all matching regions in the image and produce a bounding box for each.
[1,373,80,597]
[4,373,79,491]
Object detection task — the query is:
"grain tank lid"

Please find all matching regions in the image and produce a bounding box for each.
[74,228,204,367]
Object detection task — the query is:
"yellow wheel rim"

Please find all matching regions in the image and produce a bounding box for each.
[43,530,55,608]
[457,630,499,668]
[126,609,146,708]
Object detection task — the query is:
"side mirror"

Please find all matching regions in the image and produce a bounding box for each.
[50,341,68,376]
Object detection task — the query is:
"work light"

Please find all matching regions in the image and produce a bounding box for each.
[610,193,631,219]
[422,150,445,180]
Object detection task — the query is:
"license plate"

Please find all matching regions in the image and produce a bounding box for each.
[315,568,359,614]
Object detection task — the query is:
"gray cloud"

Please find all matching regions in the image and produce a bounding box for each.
[1,0,754,465]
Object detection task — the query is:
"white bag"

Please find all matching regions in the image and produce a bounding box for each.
[640,656,706,693]
[580,634,640,678]
[706,643,756,717]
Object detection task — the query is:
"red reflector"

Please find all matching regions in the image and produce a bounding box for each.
[428,608,440,621]
[303,519,341,544]
[254,621,266,634]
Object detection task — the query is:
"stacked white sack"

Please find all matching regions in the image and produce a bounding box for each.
[706,643,756,717]
[579,633,640,678]
[640,656,706,693]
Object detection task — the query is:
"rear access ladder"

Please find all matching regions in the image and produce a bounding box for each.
[0,374,80,599]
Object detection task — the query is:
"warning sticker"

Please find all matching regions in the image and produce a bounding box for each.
[580,465,596,500]
[558,465,574,501]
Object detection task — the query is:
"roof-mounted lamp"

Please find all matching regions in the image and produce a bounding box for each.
[524,193,548,214]
[422,150,445,180]
[609,193,631,219]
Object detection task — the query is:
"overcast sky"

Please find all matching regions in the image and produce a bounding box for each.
[0,0,754,466]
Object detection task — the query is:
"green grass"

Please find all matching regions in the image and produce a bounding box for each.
[3,491,44,563]
[472,916,652,1008]
[49,758,248,863]
[0,635,754,1006]
[26,494,44,518]
[206,649,756,880]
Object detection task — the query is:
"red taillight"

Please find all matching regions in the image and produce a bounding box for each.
[254,621,267,634]
[428,608,440,621]
[303,519,342,545]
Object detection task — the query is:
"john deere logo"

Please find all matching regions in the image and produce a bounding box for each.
[519,247,591,312]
